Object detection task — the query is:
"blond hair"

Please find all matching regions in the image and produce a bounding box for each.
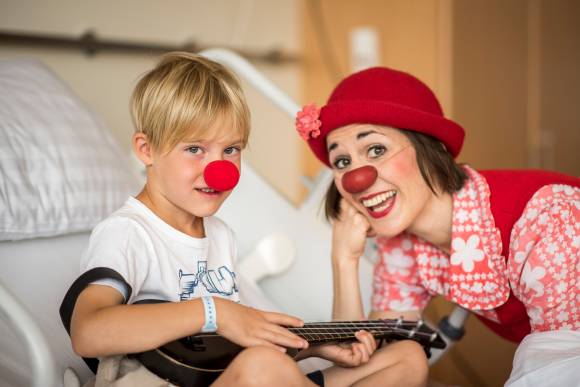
[131,51,250,153]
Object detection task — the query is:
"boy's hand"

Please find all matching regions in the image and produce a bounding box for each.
[310,330,377,367]
[214,298,308,352]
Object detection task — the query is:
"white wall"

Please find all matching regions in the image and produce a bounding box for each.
[0,0,305,203]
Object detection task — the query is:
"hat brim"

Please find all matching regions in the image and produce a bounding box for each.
[309,100,465,166]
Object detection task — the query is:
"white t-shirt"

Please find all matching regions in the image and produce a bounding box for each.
[81,197,240,304]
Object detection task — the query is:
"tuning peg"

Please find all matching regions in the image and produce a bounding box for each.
[396,316,403,327]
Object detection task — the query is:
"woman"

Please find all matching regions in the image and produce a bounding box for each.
[295,67,579,385]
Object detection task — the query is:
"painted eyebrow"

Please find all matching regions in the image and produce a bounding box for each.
[357,130,378,139]
[327,130,380,152]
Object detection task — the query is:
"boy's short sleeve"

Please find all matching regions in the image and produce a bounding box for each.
[371,235,430,312]
[81,217,151,299]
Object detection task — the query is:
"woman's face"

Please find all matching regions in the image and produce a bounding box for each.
[326,124,433,238]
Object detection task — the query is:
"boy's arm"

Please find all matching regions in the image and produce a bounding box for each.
[70,284,205,358]
[71,285,308,358]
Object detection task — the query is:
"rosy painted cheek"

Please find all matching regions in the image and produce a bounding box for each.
[386,153,414,176]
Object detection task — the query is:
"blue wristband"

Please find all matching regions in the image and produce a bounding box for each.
[201,296,218,333]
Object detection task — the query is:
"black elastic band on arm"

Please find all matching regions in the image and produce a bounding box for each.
[59,267,132,374]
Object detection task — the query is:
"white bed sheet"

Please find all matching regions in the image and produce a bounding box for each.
[0,232,92,386]
[505,330,580,387]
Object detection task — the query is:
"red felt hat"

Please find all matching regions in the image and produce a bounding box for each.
[296,67,465,166]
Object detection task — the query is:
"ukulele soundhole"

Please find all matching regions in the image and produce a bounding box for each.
[183,336,206,351]
[160,334,245,370]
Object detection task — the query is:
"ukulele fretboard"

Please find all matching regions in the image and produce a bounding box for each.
[288,319,442,347]
[194,318,446,349]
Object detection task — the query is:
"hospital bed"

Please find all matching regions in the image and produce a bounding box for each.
[0,50,464,387]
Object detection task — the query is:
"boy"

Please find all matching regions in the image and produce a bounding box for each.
[62,52,425,386]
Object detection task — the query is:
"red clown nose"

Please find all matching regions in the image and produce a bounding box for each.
[203,160,240,191]
[341,165,378,194]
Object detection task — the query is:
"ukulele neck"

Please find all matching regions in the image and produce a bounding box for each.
[287,319,427,343]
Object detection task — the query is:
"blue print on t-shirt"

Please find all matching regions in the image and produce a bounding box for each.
[178,261,238,300]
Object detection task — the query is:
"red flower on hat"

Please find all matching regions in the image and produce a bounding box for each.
[295,103,321,140]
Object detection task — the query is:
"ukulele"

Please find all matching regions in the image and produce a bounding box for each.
[132,318,446,387]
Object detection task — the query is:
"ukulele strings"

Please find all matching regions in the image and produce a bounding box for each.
[293,321,432,331]
[290,327,438,341]
[195,329,437,342]
[289,320,440,342]
[195,321,440,342]
[196,320,436,332]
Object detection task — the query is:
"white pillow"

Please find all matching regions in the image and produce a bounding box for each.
[0,60,141,241]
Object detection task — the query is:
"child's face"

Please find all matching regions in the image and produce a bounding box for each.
[148,129,243,220]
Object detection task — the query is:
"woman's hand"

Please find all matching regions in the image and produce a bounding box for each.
[332,199,373,265]
[214,298,308,352]
[309,330,377,367]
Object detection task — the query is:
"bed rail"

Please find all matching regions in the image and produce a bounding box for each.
[0,281,58,387]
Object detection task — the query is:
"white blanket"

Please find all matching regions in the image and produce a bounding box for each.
[506,330,580,387]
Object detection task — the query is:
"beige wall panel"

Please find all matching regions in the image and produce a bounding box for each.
[539,0,580,175]
[453,0,529,170]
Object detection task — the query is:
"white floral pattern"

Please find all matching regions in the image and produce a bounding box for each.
[507,183,580,331]
[372,166,580,333]
[521,262,546,297]
[450,235,485,272]
[384,247,414,276]
[389,298,415,311]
